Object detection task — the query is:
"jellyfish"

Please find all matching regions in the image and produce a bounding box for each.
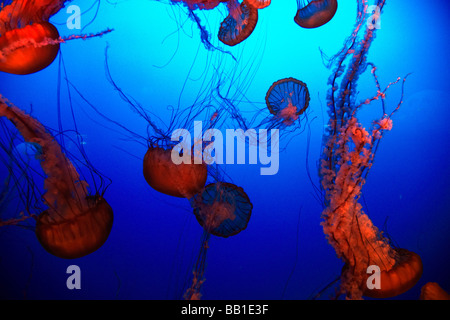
[184,182,252,300]
[265,77,310,126]
[0,95,113,259]
[420,283,450,300]
[143,146,207,198]
[294,0,338,28]
[218,0,258,46]
[0,0,67,74]
[246,0,270,9]
[75,47,229,200]
[0,0,113,74]
[318,1,422,299]
[215,74,311,156]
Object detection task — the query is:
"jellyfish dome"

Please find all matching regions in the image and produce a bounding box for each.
[265,77,310,125]
[0,0,68,74]
[192,182,252,237]
[143,146,207,198]
[363,249,423,299]
[420,283,450,300]
[218,0,258,46]
[294,0,338,29]
[246,0,270,9]
[0,21,60,74]
[36,196,113,259]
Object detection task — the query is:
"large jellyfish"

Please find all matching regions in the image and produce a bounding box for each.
[0,0,112,74]
[143,146,208,198]
[294,0,338,28]
[0,0,68,74]
[184,182,252,300]
[0,95,113,259]
[318,0,422,299]
[74,47,229,199]
[246,0,270,9]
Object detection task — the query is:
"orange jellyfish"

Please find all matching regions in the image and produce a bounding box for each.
[99,50,220,200]
[218,0,258,46]
[294,0,338,28]
[318,1,422,299]
[143,145,208,198]
[0,95,113,259]
[0,0,113,74]
[246,0,270,9]
[0,0,67,74]
[265,77,310,126]
[420,283,450,300]
[184,182,252,300]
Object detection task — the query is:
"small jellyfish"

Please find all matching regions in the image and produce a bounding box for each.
[294,0,338,29]
[192,182,252,237]
[218,0,258,46]
[265,77,310,126]
[184,182,252,299]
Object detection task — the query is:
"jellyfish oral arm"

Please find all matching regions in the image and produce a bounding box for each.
[0,96,89,220]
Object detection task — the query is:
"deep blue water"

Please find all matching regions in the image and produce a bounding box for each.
[0,0,449,300]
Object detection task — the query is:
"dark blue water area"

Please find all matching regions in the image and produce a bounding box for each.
[0,0,449,301]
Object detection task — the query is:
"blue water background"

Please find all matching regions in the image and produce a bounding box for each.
[0,0,449,299]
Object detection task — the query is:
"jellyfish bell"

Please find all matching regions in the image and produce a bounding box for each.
[191,182,253,237]
[362,249,423,299]
[0,0,112,75]
[265,77,310,126]
[420,282,450,300]
[0,21,60,74]
[218,0,258,46]
[294,0,338,29]
[36,195,113,259]
[143,145,207,198]
[246,0,270,9]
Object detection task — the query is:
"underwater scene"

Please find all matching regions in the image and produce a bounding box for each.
[0,0,449,302]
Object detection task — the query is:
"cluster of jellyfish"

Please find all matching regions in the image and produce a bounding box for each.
[0,0,449,300]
